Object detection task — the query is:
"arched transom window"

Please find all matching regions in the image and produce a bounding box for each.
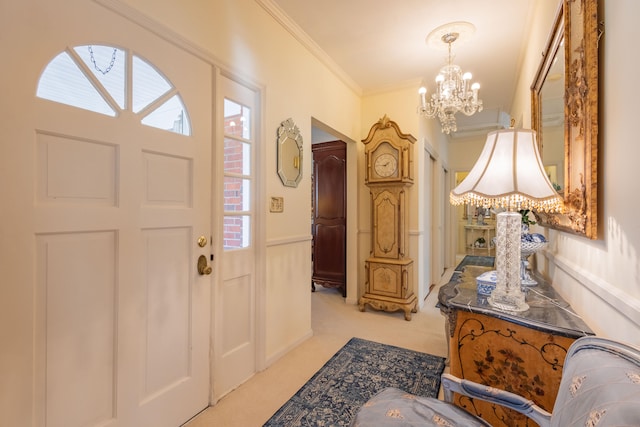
[37,44,191,135]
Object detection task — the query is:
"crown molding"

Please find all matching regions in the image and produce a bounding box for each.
[255,0,362,96]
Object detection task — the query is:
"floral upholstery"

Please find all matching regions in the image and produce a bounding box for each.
[550,336,640,426]
[350,387,491,426]
[351,336,640,427]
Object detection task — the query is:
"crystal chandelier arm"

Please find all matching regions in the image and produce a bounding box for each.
[424,96,439,117]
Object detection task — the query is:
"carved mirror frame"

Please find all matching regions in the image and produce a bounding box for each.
[531,0,599,239]
[277,118,303,187]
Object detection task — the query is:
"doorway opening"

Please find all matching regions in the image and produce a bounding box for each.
[310,119,357,303]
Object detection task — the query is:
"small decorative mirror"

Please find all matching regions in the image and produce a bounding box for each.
[277,118,303,187]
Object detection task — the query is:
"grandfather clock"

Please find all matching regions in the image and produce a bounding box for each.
[359,115,417,320]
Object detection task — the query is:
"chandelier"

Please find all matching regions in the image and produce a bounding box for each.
[417,26,483,134]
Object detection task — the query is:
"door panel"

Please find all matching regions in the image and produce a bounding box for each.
[140,228,191,399]
[2,2,213,425]
[35,231,117,427]
[214,76,258,400]
[312,141,347,296]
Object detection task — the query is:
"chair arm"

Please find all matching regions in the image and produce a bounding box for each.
[441,373,552,427]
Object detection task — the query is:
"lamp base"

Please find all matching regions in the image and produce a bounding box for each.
[489,211,529,312]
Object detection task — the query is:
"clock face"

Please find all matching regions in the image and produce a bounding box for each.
[374,153,398,178]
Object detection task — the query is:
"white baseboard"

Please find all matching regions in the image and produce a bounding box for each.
[263,329,314,369]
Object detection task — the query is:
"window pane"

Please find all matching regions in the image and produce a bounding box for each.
[37,51,116,116]
[223,215,250,249]
[224,177,250,212]
[36,45,192,137]
[224,98,251,139]
[141,95,191,135]
[224,138,250,175]
[132,55,171,113]
[74,45,126,109]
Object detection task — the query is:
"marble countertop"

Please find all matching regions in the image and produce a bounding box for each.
[438,257,594,339]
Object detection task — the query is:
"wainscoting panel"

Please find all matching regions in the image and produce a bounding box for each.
[265,236,313,364]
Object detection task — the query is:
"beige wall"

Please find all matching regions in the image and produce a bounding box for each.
[12,0,640,398]
[117,0,364,362]
[6,0,639,424]
[511,0,640,344]
[384,0,640,346]
[93,0,640,369]
[127,0,640,353]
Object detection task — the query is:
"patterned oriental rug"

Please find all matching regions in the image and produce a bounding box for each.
[263,337,446,426]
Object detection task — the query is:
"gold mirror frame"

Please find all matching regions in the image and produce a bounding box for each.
[531,0,599,239]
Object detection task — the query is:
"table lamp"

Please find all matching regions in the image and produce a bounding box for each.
[450,129,562,312]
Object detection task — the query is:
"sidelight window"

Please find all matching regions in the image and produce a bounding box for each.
[223,98,252,250]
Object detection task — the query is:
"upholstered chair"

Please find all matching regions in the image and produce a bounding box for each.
[351,336,640,426]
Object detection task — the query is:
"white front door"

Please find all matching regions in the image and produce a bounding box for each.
[1,2,212,426]
[212,75,258,400]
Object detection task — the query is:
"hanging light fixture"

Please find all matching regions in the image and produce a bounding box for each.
[417,22,483,134]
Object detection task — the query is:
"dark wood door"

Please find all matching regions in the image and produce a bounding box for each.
[312,141,347,296]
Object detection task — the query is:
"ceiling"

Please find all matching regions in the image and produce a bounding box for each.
[265,0,537,138]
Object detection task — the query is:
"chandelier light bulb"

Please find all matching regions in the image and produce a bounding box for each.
[418,86,428,110]
[463,72,472,80]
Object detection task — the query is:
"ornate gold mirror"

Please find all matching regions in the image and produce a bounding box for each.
[277,118,303,187]
[532,0,599,239]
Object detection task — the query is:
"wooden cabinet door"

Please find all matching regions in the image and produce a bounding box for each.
[450,310,577,426]
[312,141,347,296]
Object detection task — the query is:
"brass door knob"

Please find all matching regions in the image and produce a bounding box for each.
[197,255,212,275]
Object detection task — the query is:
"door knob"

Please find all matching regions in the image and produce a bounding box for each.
[197,255,212,275]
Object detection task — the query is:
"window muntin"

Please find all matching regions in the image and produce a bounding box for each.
[224,177,251,212]
[223,215,251,250]
[132,55,171,113]
[224,98,251,140]
[74,45,126,109]
[224,138,250,176]
[141,95,191,135]
[37,45,190,136]
[37,50,117,117]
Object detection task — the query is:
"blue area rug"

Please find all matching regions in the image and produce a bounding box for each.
[263,337,446,426]
[455,255,495,271]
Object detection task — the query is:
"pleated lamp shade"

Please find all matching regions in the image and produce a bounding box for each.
[450,128,562,312]
[450,129,562,212]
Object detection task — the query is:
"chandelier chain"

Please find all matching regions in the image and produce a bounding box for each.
[88,46,117,75]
